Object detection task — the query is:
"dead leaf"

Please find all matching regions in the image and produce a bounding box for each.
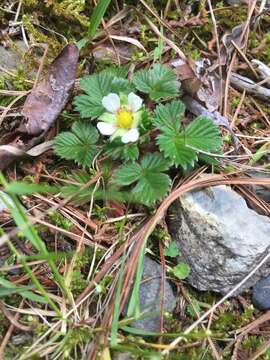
[19,43,79,135]
[219,22,247,67]
[171,57,222,112]
[0,43,79,170]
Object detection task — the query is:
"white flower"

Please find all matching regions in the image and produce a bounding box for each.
[97,92,143,143]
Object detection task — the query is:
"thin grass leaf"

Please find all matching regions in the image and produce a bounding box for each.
[0,173,70,306]
[110,252,127,347]
[88,0,111,38]
[0,278,47,303]
[120,326,182,337]
[5,182,59,195]
[127,243,146,318]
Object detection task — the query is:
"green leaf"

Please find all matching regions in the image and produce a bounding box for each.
[184,116,223,152]
[165,242,180,258]
[157,132,198,170]
[88,0,112,38]
[54,121,99,166]
[5,182,59,195]
[59,170,130,204]
[133,64,180,101]
[199,154,220,166]
[112,153,171,206]
[127,244,146,318]
[186,301,201,318]
[173,263,190,280]
[112,163,141,186]
[102,65,129,78]
[74,72,113,118]
[132,172,171,206]
[156,111,222,169]
[74,71,131,118]
[153,100,185,132]
[111,77,134,94]
[104,140,139,162]
[140,153,171,172]
[0,277,47,304]
[111,252,126,346]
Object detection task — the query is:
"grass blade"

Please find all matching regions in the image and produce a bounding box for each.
[88,0,111,38]
[127,243,146,318]
[110,252,126,347]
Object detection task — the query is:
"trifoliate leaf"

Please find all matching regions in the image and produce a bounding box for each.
[112,153,171,206]
[133,64,180,101]
[173,263,190,280]
[74,71,132,118]
[153,100,185,132]
[156,110,222,169]
[157,132,198,170]
[54,121,99,166]
[164,242,180,258]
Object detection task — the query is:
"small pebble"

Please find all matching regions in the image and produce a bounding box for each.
[252,276,270,310]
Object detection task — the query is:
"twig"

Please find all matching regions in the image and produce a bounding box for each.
[223,0,257,116]
[230,72,270,102]
[207,0,223,111]
[231,90,246,128]
[0,301,31,332]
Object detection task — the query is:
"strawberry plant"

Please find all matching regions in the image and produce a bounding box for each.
[54,64,223,206]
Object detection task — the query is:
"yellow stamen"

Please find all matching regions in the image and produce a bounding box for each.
[117,109,133,129]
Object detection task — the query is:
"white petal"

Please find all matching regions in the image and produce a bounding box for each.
[121,128,139,143]
[102,93,120,113]
[97,122,116,136]
[128,92,143,112]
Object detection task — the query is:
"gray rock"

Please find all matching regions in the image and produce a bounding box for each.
[167,185,270,295]
[253,276,270,310]
[0,40,27,71]
[249,171,270,204]
[12,333,33,345]
[123,256,176,332]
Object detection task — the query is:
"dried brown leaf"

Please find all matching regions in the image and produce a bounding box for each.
[0,44,79,170]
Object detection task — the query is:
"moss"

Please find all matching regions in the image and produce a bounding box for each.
[231,96,240,111]
[215,7,248,28]
[242,335,267,355]
[48,211,73,231]
[44,0,89,27]
[60,327,93,358]
[22,14,62,58]
[22,0,39,6]
[11,67,31,91]
[70,270,88,295]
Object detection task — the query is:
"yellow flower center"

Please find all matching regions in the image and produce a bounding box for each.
[117,109,133,129]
